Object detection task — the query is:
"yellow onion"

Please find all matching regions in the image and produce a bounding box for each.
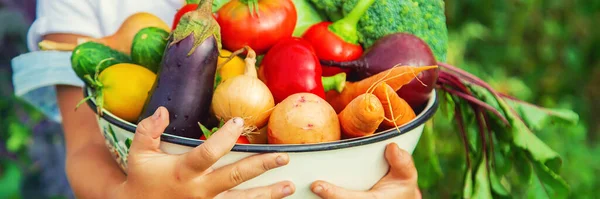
[211,47,274,129]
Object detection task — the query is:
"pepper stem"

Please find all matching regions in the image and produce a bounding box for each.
[328,0,375,44]
[322,73,347,93]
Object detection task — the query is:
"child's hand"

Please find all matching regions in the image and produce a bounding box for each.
[115,107,295,199]
[310,143,420,199]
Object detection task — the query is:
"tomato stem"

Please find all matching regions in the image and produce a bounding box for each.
[240,0,260,17]
[328,0,375,44]
[322,73,347,93]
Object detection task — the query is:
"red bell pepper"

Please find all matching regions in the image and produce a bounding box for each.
[260,37,346,103]
[301,0,375,76]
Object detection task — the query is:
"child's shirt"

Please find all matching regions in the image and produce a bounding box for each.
[12,0,184,122]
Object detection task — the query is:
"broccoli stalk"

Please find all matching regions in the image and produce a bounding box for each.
[328,0,375,45]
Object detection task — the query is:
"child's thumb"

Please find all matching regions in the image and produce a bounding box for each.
[130,107,170,154]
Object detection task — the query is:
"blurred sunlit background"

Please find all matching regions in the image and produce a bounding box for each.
[0,0,598,198]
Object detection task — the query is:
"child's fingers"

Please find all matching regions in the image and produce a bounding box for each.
[179,117,244,174]
[311,180,375,199]
[383,143,418,182]
[215,181,295,199]
[129,107,169,154]
[205,153,289,194]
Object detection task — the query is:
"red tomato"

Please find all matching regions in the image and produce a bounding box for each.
[302,22,362,76]
[215,0,297,54]
[200,135,251,144]
[172,4,198,30]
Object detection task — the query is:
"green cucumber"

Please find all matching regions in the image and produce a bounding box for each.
[131,27,169,73]
[71,42,132,84]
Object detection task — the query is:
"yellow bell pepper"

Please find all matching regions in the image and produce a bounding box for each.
[217,49,246,82]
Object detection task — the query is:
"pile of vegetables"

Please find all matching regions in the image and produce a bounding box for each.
[39,0,578,197]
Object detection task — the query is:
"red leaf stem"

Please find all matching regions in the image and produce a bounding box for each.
[454,99,471,169]
[438,86,510,125]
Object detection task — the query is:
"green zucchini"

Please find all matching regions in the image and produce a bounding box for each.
[71,41,132,84]
[131,27,169,73]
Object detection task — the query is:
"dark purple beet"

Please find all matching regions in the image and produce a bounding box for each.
[320,33,439,109]
[138,0,220,139]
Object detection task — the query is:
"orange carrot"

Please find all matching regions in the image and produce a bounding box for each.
[326,65,438,113]
[338,93,385,138]
[371,82,416,128]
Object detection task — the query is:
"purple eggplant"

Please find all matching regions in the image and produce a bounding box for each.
[320,33,439,110]
[138,0,221,139]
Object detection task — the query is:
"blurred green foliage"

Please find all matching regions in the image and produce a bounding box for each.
[413,0,600,198]
[1,0,599,198]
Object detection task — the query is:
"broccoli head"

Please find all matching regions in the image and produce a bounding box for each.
[310,0,448,62]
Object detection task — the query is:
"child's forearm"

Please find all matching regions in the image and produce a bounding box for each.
[57,85,126,198]
[65,142,126,198]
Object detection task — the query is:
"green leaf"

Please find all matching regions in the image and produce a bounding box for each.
[471,156,493,199]
[6,122,30,152]
[526,160,570,199]
[414,121,443,188]
[468,84,562,172]
[0,160,23,199]
[463,167,473,198]
[514,150,533,186]
[439,91,456,120]
[489,166,510,196]
[292,0,326,37]
[494,140,512,176]
[198,122,213,138]
[504,98,579,131]
[212,0,230,12]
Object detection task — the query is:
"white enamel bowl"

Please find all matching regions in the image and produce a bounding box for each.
[85,87,438,199]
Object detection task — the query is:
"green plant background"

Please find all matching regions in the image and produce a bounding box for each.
[1,0,599,198]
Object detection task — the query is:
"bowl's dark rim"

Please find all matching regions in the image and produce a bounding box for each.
[85,86,438,153]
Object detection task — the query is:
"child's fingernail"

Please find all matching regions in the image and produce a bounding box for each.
[276,154,288,166]
[232,117,244,127]
[282,185,293,196]
[152,108,161,120]
[313,185,323,194]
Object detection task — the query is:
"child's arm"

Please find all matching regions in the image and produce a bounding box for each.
[56,85,127,198]
[55,82,295,199]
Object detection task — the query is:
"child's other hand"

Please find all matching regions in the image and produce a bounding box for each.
[310,143,420,199]
[116,107,295,199]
